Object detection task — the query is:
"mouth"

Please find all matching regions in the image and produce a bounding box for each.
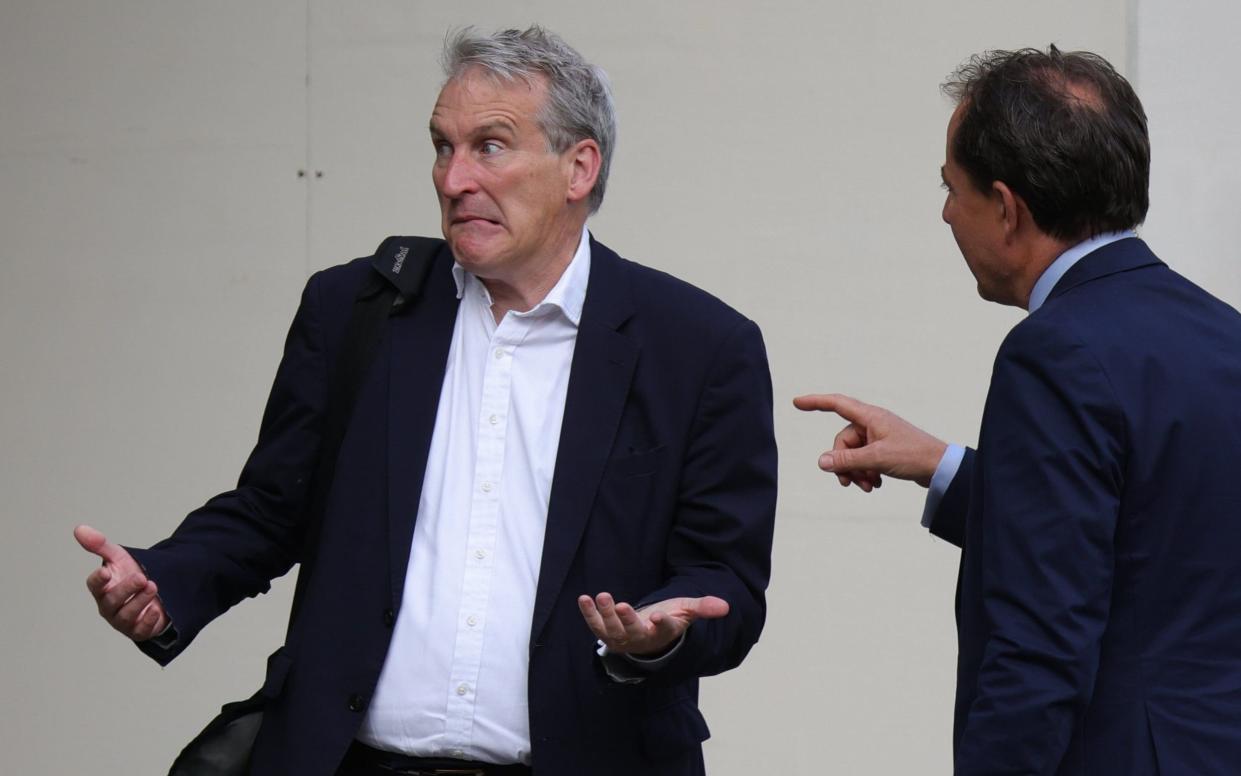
[450,214,500,226]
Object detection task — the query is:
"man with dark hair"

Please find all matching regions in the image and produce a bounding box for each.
[798,46,1241,774]
[75,26,776,776]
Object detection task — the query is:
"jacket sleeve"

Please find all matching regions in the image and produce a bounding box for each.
[929,448,975,548]
[955,318,1125,774]
[130,270,331,665]
[636,317,778,683]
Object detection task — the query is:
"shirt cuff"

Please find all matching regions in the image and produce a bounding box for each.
[595,632,687,684]
[148,622,179,650]
[920,443,965,529]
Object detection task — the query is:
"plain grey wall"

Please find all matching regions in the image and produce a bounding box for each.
[1134,0,1241,306]
[3,1,1232,773]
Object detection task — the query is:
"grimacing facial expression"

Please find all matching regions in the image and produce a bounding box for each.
[941,105,1015,305]
[430,68,580,280]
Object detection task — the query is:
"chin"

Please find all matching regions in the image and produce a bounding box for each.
[976,282,1023,308]
[975,283,1007,305]
[448,237,500,267]
[451,216,513,251]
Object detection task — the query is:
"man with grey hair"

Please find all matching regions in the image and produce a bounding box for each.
[76,25,776,776]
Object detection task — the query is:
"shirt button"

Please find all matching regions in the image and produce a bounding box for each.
[494,348,505,360]
[466,615,478,627]
[347,693,366,712]
[383,608,395,627]
[475,549,487,560]
[489,414,498,425]
[481,481,493,493]
[456,683,469,696]
[451,749,466,758]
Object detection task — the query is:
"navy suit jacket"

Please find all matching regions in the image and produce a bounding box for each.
[130,237,778,776]
[931,238,1241,775]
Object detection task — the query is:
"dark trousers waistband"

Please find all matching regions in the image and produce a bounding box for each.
[338,741,533,776]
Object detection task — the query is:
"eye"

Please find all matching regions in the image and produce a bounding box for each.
[433,141,451,159]
[480,141,502,155]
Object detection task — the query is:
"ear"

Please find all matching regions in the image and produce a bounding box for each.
[564,139,602,204]
[991,180,1024,241]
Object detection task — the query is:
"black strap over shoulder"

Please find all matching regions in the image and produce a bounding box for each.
[369,235,444,299]
[170,236,447,776]
[289,236,445,627]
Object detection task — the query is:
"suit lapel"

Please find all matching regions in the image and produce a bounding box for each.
[531,239,638,643]
[386,253,460,607]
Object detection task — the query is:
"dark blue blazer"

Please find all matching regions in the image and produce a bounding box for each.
[931,238,1241,775]
[130,238,777,776]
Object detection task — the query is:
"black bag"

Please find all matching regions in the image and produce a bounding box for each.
[167,237,443,776]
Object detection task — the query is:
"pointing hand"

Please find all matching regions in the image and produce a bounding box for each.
[75,524,169,641]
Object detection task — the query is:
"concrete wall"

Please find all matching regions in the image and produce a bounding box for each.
[3,1,1231,772]
[1133,0,1241,307]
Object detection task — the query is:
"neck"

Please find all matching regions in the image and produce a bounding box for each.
[481,219,585,322]
[1013,234,1072,309]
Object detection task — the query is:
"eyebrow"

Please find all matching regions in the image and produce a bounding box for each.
[474,121,516,138]
[428,120,517,141]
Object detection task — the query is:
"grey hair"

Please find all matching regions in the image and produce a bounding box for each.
[441,26,617,213]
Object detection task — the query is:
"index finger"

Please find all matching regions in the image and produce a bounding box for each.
[577,595,609,640]
[793,393,872,423]
[73,524,127,565]
[85,566,113,598]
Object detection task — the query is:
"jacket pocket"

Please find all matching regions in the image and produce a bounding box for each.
[607,445,667,479]
[640,698,710,760]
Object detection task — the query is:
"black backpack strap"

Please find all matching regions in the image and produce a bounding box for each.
[371,235,444,300]
[169,237,446,776]
[288,236,445,627]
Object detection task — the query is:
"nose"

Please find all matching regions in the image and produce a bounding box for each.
[436,151,479,199]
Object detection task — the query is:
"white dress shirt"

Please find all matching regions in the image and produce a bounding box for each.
[356,227,591,764]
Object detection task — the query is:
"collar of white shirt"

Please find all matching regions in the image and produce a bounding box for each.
[450,225,591,326]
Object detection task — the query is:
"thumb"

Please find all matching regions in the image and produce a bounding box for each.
[820,443,883,475]
[74,524,127,565]
[685,596,730,621]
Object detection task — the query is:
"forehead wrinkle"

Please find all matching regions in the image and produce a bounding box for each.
[429,107,522,140]
[451,69,551,128]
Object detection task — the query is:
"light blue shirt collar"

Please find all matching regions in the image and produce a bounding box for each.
[1027,230,1136,313]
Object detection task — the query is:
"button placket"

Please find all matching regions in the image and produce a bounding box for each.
[442,322,527,751]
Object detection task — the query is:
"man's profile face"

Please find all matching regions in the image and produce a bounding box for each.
[429,68,578,280]
[941,105,1013,304]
